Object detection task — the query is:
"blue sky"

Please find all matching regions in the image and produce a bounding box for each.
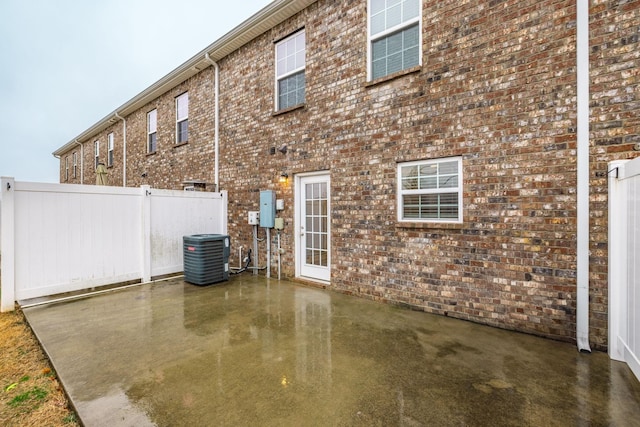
[0,0,271,182]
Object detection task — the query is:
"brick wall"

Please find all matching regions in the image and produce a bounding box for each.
[219,0,583,343]
[125,70,218,190]
[62,123,123,187]
[56,0,640,349]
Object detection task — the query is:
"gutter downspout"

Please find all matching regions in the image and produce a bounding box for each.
[204,53,220,192]
[74,140,84,185]
[576,0,591,353]
[115,113,127,187]
[53,153,61,172]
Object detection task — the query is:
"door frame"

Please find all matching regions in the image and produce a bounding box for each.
[294,171,331,284]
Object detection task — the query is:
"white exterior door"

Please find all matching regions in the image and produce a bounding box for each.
[295,173,331,283]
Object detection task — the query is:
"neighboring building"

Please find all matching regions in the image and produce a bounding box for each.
[53,0,640,350]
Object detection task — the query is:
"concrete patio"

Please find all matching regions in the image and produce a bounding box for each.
[23,275,640,426]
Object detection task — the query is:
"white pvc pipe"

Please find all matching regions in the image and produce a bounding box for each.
[266,227,271,278]
[277,231,281,280]
[20,274,184,309]
[576,0,591,353]
[253,224,258,276]
[114,113,127,187]
[75,140,84,185]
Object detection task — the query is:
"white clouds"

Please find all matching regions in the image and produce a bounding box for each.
[0,0,271,182]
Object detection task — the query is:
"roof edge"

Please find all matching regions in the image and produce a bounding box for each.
[53,0,315,157]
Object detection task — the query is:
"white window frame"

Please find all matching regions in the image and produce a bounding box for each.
[397,157,463,223]
[176,92,188,144]
[107,133,114,167]
[367,0,423,81]
[274,29,306,111]
[94,140,100,170]
[65,156,69,181]
[147,109,157,153]
[73,152,77,178]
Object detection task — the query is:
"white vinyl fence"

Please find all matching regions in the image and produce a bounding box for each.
[609,158,640,381]
[1,178,227,311]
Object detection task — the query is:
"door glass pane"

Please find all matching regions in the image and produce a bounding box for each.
[304,178,329,268]
[320,183,327,198]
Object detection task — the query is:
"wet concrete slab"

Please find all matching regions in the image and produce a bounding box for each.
[23,275,640,426]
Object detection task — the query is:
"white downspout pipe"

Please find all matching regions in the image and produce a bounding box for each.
[74,140,84,185]
[53,154,61,181]
[115,113,127,187]
[576,0,591,353]
[204,53,220,192]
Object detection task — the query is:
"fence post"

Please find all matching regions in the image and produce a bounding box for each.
[219,190,228,234]
[1,177,15,312]
[141,185,152,283]
[608,160,628,361]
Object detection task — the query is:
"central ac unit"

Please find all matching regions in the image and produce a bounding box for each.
[183,234,230,285]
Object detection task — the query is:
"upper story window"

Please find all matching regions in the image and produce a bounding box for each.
[73,152,78,178]
[94,140,100,170]
[397,157,463,223]
[65,156,69,181]
[275,30,305,111]
[176,92,188,144]
[147,109,157,153]
[368,0,421,81]
[107,133,114,167]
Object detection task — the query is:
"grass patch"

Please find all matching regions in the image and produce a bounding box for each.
[0,307,79,426]
[63,413,79,424]
[8,386,48,407]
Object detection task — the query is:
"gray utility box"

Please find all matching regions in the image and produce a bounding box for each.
[183,234,230,286]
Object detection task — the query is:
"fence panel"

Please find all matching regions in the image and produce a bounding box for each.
[14,183,142,300]
[150,189,228,277]
[609,158,640,381]
[1,179,227,311]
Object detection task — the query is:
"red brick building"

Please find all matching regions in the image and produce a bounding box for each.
[54,0,640,350]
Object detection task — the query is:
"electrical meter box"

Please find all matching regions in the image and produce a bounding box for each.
[248,211,260,225]
[260,190,276,228]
